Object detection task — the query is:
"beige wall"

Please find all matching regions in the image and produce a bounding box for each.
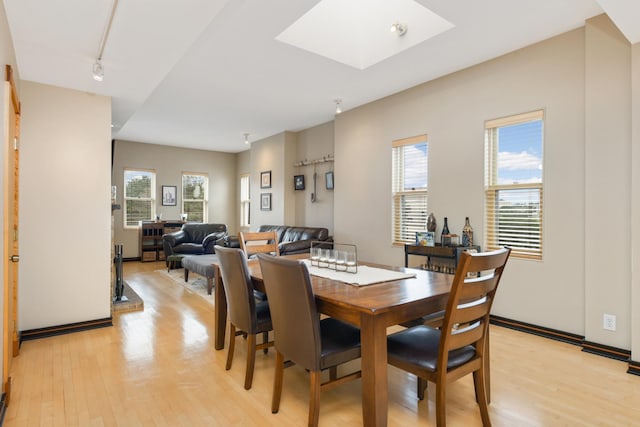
[585,15,632,349]
[334,15,640,357]
[631,42,640,359]
[293,121,335,231]
[112,140,237,258]
[336,28,588,335]
[20,81,112,330]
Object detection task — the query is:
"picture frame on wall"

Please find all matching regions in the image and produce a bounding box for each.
[294,174,305,190]
[325,171,334,190]
[261,170,272,189]
[162,185,177,206]
[260,193,272,211]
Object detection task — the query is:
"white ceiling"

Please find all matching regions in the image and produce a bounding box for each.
[3,0,638,153]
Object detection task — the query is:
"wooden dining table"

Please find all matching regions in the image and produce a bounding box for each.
[213,254,453,427]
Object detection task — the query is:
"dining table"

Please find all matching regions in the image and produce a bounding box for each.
[213,254,453,427]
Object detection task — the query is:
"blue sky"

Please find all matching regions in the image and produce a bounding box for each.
[497,121,543,185]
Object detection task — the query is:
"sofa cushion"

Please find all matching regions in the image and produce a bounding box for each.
[184,223,227,244]
[173,243,207,255]
[281,226,328,243]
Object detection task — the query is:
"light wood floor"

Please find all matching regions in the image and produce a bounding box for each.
[4,261,639,426]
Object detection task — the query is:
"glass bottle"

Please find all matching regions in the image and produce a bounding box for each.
[462,217,474,247]
[441,217,450,245]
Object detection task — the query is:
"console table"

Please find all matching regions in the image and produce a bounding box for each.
[404,244,481,274]
[139,220,184,262]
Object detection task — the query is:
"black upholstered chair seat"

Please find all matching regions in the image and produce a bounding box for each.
[255,300,272,332]
[319,318,362,370]
[387,325,475,372]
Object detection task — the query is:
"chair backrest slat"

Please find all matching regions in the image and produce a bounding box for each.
[239,231,280,257]
[440,247,511,366]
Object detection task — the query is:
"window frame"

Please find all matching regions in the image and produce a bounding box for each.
[392,134,429,246]
[240,174,250,228]
[484,110,544,260]
[123,168,156,229]
[182,172,209,223]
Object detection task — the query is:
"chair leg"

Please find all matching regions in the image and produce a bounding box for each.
[245,334,256,390]
[226,323,236,371]
[184,269,189,282]
[309,370,321,427]
[272,351,285,414]
[473,369,491,426]
[435,381,447,427]
[263,331,269,354]
[329,366,337,381]
[417,377,428,400]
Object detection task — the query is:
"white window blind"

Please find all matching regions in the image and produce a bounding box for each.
[392,135,428,245]
[240,174,250,227]
[124,169,155,227]
[182,173,208,223]
[485,110,543,260]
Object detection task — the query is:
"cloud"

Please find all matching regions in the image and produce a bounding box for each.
[499,151,541,170]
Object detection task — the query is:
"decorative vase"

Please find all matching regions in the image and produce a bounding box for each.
[427,213,436,232]
[462,217,474,247]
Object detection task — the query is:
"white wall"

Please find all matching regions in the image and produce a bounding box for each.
[112,140,237,258]
[20,81,111,330]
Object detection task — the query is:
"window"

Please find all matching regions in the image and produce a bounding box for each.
[124,169,155,227]
[392,135,428,245]
[240,174,250,227]
[182,173,208,223]
[485,110,543,259]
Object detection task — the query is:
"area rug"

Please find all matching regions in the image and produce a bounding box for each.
[156,268,215,306]
[112,282,144,313]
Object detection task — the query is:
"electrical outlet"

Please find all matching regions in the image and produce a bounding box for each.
[603,314,616,331]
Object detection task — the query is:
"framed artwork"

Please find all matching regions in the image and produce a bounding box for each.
[325,171,334,190]
[294,174,305,190]
[260,193,272,211]
[416,231,435,246]
[162,185,177,206]
[261,170,272,189]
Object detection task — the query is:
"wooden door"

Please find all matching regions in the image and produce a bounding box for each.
[3,65,20,404]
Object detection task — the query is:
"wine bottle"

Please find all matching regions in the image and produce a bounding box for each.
[462,217,474,247]
[441,217,450,244]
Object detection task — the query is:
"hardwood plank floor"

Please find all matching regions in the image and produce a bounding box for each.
[4,261,639,426]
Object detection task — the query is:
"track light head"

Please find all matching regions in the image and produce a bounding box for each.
[92,60,104,82]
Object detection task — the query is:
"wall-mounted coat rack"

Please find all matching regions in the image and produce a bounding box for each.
[294,155,334,202]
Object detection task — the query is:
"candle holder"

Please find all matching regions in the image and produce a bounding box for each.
[310,242,358,273]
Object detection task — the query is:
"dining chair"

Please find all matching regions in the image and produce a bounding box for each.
[386,247,511,427]
[239,230,280,258]
[257,254,362,427]
[239,230,279,301]
[214,245,273,390]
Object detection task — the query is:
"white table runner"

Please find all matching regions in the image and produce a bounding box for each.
[302,259,416,286]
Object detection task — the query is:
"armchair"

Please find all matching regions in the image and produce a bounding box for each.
[163,223,228,257]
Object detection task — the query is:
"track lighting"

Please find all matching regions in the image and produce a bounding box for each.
[390,21,408,36]
[244,133,250,144]
[91,0,119,81]
[334,99,342,115]
[92,60,104,81]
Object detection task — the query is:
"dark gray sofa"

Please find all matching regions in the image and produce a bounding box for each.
[228,225,332,255]
[163,223,228,257]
